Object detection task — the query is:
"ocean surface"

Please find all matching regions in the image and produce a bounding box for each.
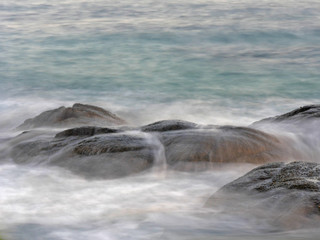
[1,0,320,239]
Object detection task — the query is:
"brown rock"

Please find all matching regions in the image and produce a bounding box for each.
[17,103,126,130]
[10,121,295,178]
[161,126,290,171]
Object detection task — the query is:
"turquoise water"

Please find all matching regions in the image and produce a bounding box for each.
[1,0,319,110]
[1,1,320,239]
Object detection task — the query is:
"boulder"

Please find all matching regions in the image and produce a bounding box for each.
[253,105,320,125]
[17,103,126,130]
[11,132,156,179]
[139,120,290,170]
[160,126,290,171]
[11,114,296,178]
[205,161,320,229]
[10,121,293,177]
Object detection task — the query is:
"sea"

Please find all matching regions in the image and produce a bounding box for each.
[0,0,320,239]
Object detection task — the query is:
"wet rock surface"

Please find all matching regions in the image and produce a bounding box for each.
[9,105,306,179]
[17,103,126,130]
[11,132,156,179]
[160,126,288,171]
[140,120,198,132]
[10,120,291,178]
[253,104,320,125]
[205,161,320,229]
[55,126,120,138]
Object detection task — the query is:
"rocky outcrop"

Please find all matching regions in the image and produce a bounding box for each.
[160,126,289,171]
[205,161,320,229]
[253,105,320,125]
[10,120,293,178]
[17,103,126,130]
[11,131,156,179]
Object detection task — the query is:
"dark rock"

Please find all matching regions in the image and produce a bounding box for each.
[205,161,320,229]
[253,105,320,125]
[17,103,126,130]
[10,132,156,179]
[161,126,290,171]
[73,134,149,155]
[141,120,198,132]
[10,122,293,177]
[55,126,120,138]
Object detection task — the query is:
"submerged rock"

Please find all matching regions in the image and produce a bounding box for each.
[205,161,320,229]
[11,132,156,179]
[161,126,290,171]
[17,103,126,130]
[253,104,320,125]
[10,120,292,178]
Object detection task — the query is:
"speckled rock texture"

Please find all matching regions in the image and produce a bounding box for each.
[206,161,320,229]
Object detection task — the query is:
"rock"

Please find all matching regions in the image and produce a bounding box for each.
[253,105,320,125]
[141,120,198,132]
[58,133,156,179]
[11,132,156,179]
[161,126,290,171]
[73,134,149,155]
[55,126,120,138]
[205,161,320,229]
[17,103,126,130]
[10,121,293,177]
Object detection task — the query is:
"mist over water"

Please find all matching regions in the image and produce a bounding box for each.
[1,0,320,239]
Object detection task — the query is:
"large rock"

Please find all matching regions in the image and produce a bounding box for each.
[160,126,291,171]
[253,105,320,125]
[10,130,157,179]
[10,120,293,178]
[140,120,291,170]
[17,103,126,130]
[205,161,320,229]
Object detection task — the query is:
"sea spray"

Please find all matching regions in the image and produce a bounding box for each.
[252,120,320,164]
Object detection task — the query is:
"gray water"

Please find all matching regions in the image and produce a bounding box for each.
[1,0,320,239]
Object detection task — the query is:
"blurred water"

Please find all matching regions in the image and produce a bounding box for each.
[1,0,319,107]
[1,0,320,239]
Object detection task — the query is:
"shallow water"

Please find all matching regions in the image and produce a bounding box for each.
[1,0,320,239]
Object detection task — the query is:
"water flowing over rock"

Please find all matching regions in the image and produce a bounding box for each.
[160,126,289,171]
[253,104,320,125]
[10,120,292,178]
[205,161,320,229]
[17,103,126,130]
[11,131,155,179]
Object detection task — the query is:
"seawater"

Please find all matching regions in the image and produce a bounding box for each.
[1,0,320,239]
